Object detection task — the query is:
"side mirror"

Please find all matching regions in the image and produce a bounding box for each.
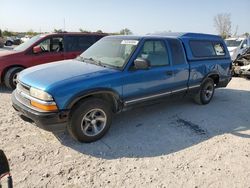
[242,44,247,48]
[33,45,42,54]
[0,150,10,177]
[134,58,150,70]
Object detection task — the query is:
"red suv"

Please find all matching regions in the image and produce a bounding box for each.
[0,32,107,89]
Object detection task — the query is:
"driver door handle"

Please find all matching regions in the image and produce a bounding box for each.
[165,71,173,76]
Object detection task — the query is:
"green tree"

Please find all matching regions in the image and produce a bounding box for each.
[244,32,249,37]
[0,29,2,37]
[2,30,13,37]
[96,30,103,33]
[54,29,63,33]
[79,28,90,33]
[120,28,133,35]
[26,29,37,36]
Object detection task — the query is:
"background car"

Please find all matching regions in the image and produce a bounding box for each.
[4,36,22,46]
[225,37,250,60]
[20,36,31,43]
[0,32,107,89]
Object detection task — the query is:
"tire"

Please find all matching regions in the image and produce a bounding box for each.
[194,78,215,105]
[5,41,13,46]
[68,98,112,143]
[4,67,24,89]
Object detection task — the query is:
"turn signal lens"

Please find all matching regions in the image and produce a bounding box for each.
[31,101,58,111]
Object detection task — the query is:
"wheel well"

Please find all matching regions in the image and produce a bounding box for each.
[208,74,219,85]
[70,92,120,113]
[1,65,25,83]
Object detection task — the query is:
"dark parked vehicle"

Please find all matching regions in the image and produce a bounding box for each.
[4,37,21,46]
[0,32,107,89]
[12,33,232,142]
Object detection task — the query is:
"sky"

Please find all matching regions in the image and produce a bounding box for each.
[1,0,249,35]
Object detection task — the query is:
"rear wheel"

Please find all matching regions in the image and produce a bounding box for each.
[68,98,112,143]
[194,78,215,105]
[4,67,24,89]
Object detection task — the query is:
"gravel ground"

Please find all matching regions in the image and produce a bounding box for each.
[0,78,250,188]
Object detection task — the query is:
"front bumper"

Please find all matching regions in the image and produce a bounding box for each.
[12,91,69,132]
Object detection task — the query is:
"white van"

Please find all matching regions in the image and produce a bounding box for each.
[225,37,250,60]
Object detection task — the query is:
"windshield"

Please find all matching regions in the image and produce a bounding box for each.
[14,35,42,51]
[225,39,242,47]
[79,38,139,69]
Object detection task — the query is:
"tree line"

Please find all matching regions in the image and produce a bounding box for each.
[0,28,133,38]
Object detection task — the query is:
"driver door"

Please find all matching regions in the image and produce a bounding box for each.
[123,39,175,103]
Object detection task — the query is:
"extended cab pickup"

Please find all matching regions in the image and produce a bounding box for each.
[12,33,232,142]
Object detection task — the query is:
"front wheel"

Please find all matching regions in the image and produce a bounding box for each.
[194,78,215,105]
[5,40,13,46]
[68,98,112,143]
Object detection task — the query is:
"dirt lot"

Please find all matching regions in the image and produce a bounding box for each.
[0,78,250,188]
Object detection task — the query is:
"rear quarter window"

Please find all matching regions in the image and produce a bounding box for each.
[190,40,225,58]
[168,39,186,64]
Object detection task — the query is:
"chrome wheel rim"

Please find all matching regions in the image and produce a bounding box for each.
[13,73,19,86]
[81,108,107,137]
[204,85,213,101]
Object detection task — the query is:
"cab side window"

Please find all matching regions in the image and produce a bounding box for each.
[137,40,169,66]
[168,39,186,65]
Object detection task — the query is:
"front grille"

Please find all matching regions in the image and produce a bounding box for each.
[15,90,31,107]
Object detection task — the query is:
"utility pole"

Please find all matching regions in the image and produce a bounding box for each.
[63,18,66,32]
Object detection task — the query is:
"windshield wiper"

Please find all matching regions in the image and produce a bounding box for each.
[76,56,84,61]
[78,57,120,69]
[82,57,107,68]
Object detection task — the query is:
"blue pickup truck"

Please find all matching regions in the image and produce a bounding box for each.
[12,33,232,142]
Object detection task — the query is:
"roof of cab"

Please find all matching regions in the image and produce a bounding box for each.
[106,32,222,40]
[164,32,222,40]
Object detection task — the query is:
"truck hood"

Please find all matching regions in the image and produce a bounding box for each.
[18,59,119,90]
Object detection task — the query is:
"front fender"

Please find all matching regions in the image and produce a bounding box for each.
[64,88,123,110]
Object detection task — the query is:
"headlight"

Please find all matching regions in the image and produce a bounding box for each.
[30,87,53,101]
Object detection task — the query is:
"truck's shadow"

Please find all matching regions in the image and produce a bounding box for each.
[55,88,249,159]
[0,85,12,94]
